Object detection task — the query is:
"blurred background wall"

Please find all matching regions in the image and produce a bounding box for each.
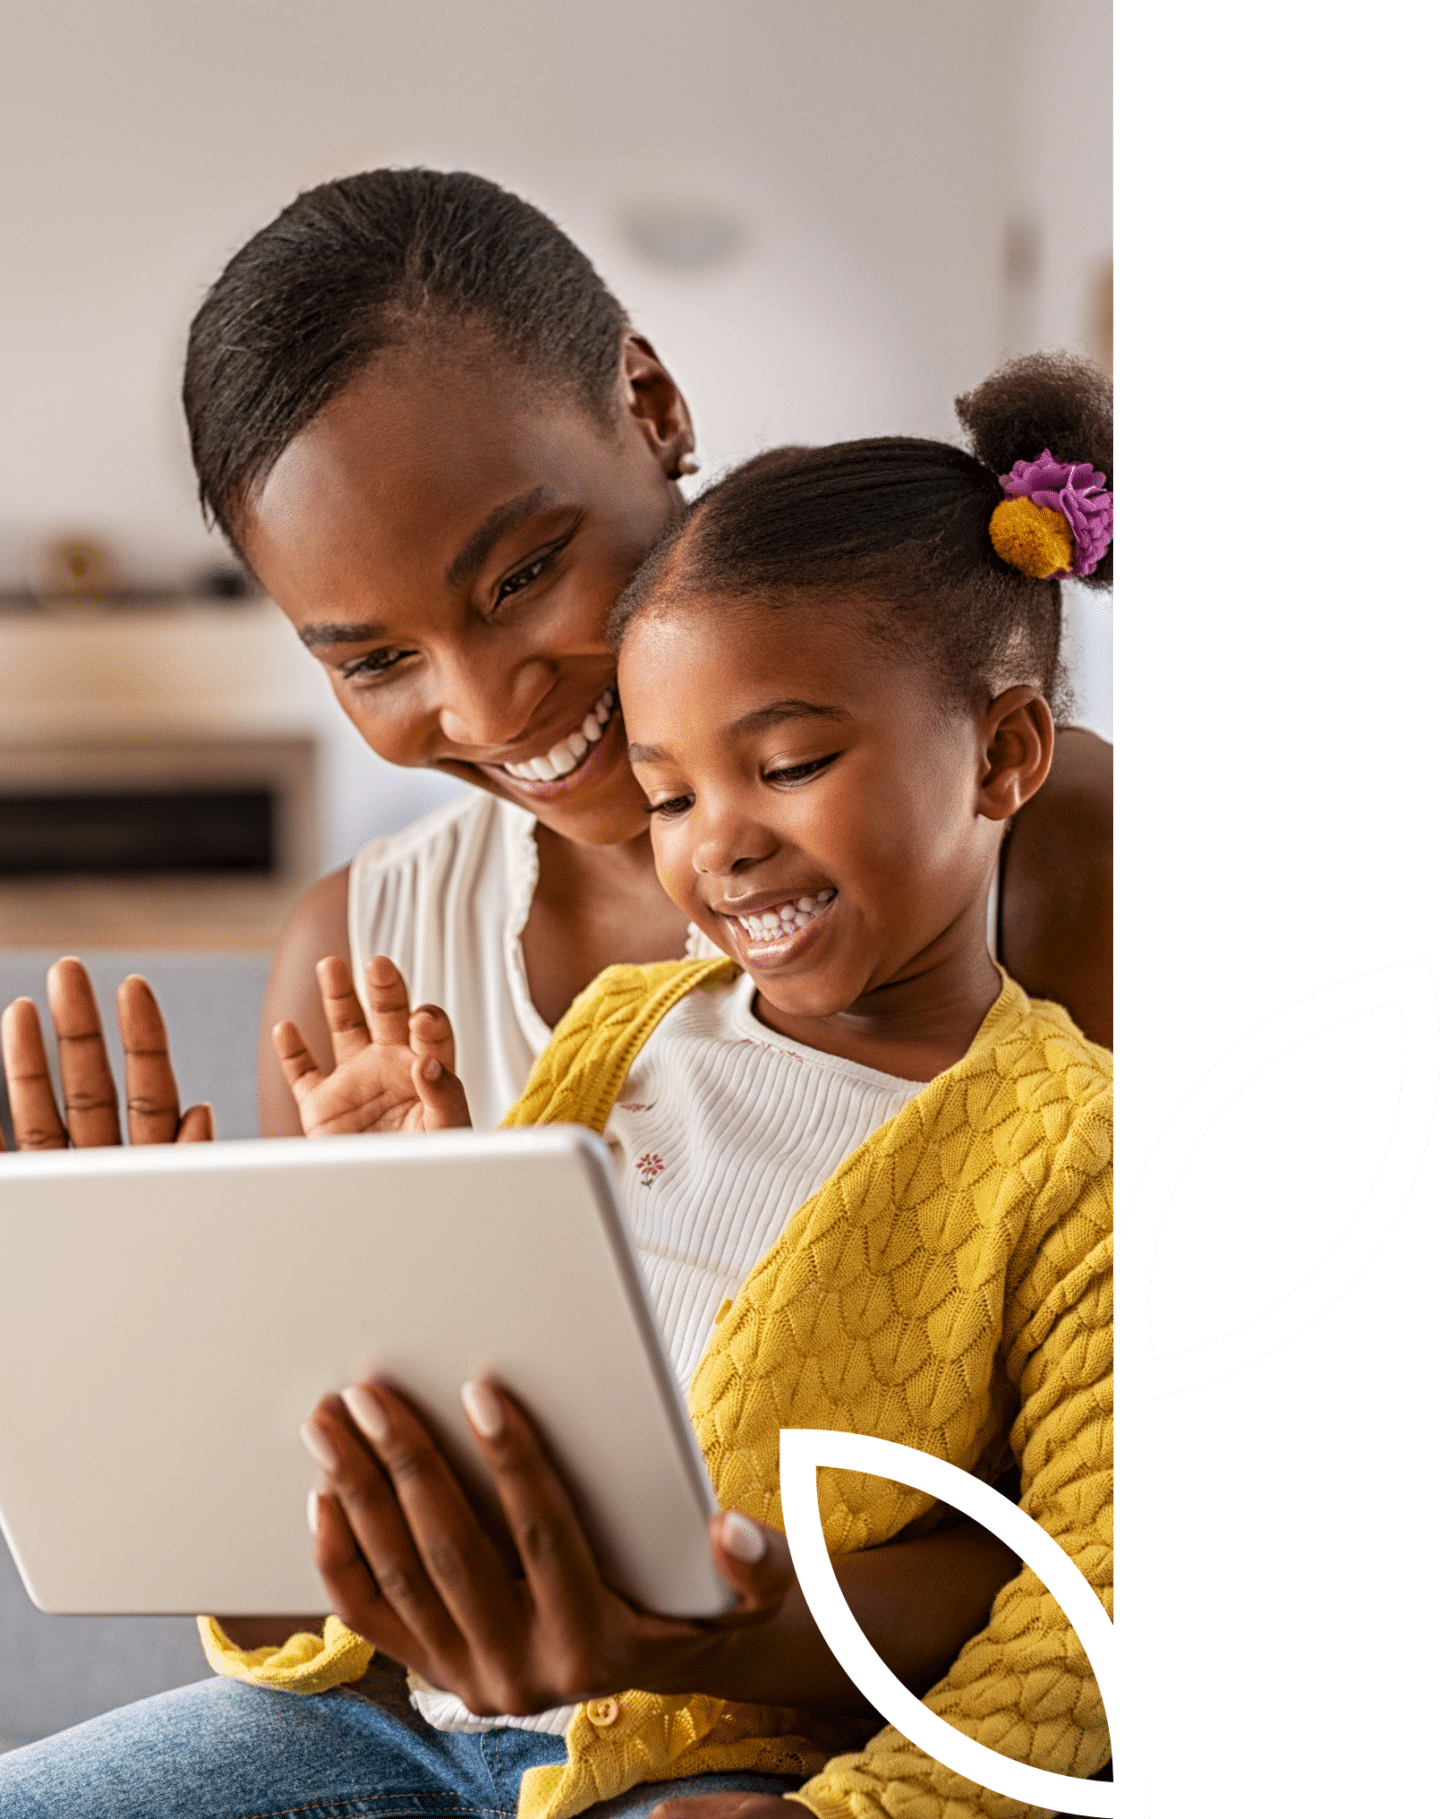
[0,0,1111,924]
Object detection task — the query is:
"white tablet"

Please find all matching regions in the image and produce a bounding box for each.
[0,1127,732,1619]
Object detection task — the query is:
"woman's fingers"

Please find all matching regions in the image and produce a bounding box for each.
[176,1102,215,1142]
[307,1488,419,1667]
[303,1387,518,1700]
[363,957,415,1048]
[115,974,182,1144]
[315,956,373,1063]
[272,1020,326,1103]
[705,1511,794,1623]
[47,958,122,1147]
[458,1379,606,1639]
[1,997,68,1149]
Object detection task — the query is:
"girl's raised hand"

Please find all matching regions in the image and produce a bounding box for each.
[272,955,472,1137]
[1,959,213,1150]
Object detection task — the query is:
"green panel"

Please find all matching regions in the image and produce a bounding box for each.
[1127,0,1440,1804]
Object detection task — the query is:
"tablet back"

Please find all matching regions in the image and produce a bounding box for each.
[0,1127,730,1618]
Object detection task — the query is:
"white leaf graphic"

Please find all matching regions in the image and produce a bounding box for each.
[779,1429,1116,1817]
[1112,960,1440,1811]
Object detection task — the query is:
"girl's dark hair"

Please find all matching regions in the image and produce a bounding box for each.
[184,168,630,546]
[610,351,1111,713]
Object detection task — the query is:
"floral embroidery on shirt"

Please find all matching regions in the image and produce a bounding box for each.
[636,1152,666,1188]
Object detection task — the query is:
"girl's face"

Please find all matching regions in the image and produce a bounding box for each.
[240,333,691,848]
[620,598,1036,1026]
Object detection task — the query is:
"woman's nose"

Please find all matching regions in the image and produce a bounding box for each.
[434,656,551,750]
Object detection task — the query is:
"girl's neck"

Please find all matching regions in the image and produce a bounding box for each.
[749,897,1003,1082]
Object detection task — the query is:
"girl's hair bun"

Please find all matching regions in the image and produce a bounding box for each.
[955,352,1112,588]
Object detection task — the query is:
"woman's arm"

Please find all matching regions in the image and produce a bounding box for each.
[999,726,1112,1047]
[257,866,352,1136]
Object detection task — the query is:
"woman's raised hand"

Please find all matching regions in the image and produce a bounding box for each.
[272,955,472,1137]
[0,958,213,1150]
[301,1377,794,1719]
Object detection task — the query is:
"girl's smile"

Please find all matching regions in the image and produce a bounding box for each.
[619,598,1052,1078]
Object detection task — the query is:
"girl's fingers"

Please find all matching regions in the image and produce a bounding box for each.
[1,997,68,1149]
[315,956,372,1063]
[409,1003,457,1074]
[411,1053,472,1132]
[176,1102,215,1143]
[363,957,414,1049]
[272,1021,325,1102]
[47,958,122,1147]
[458,1380,606,1637]
[115,974,181,1145]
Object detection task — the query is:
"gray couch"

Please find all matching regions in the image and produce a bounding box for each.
[0,950,269,1750]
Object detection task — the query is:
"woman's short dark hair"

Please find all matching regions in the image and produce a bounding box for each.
[609,352,1112,713]
[184,168,630,547]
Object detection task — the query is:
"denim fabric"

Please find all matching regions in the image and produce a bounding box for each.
[0,1659,800,1819]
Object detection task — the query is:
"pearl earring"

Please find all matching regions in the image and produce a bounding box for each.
[674,453,701,477]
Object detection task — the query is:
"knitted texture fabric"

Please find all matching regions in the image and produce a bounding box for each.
[196,1614,374,1693]
[503,960,1113,1819]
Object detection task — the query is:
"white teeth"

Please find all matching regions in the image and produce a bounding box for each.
[500,685,616,782]
[797,896,816,913]
[734,890,834,944]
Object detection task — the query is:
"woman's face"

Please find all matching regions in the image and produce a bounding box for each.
[240,332,691,848]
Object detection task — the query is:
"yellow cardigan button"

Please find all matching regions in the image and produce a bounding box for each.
[586,1696,621,1727]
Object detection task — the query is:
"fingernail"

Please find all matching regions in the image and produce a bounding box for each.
[306,1488,320,1535]
[299,1419,338,1473]
[719,1510,766,1564]
[341,1384,390,1443]
[461,1377,504,1439]
[422,1057,441,1082]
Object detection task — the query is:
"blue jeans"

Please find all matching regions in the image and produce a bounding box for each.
[0,1659,802,1819]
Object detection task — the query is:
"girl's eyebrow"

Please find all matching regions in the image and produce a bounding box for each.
[298,620,386,648]
[628,700,850,766]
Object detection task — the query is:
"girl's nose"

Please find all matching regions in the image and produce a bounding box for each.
[692,808,773,877]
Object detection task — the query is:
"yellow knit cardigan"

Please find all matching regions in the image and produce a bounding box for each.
[205,959,1113,1819]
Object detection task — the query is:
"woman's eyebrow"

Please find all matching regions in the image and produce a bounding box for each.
[445,485,556,588]
[298,620,386,648]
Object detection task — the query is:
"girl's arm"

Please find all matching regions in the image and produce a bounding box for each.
[1000,727,1112,1047]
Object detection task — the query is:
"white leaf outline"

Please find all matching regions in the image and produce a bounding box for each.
[1112,960,1440,1811]
[779,1428,1116,1817]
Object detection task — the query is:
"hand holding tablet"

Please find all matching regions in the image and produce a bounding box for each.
[300,1373,789,1719]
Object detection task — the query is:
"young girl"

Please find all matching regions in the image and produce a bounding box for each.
[230,353,1115,1819]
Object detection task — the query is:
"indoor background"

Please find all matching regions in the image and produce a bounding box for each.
[0,0,1111,1749]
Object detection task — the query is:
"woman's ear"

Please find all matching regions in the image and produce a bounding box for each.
[620,332,696,479]
[976,688,1055,822]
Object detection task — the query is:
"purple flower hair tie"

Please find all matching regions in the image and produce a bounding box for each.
[999,450,1113,578]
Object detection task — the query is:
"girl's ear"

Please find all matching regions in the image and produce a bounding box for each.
[976,688,1055,823]
[620,332,696,479]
